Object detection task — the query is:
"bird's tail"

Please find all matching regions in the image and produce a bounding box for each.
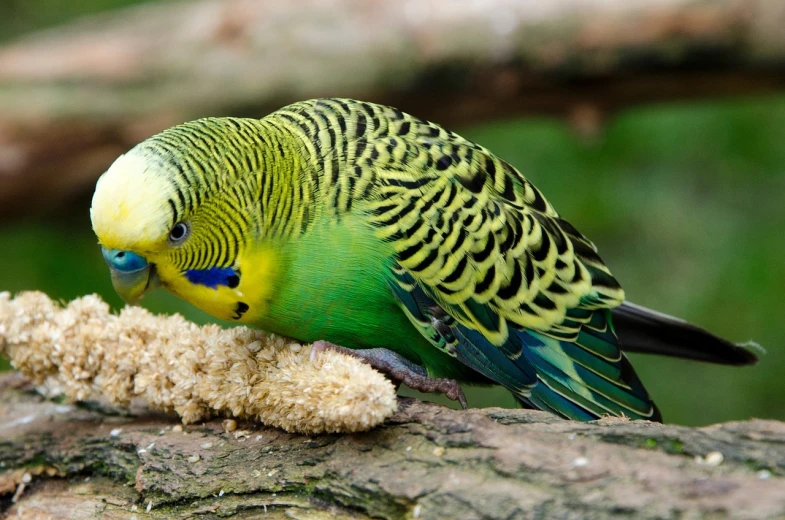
[611,302,759,366]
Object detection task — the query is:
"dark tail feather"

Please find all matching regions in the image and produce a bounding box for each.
[611,302,759,366]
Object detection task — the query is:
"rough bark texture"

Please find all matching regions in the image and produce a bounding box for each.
[2,0,785,216]
[1,372,784,519]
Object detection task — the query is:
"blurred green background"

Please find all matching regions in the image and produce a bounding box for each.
[0,0,162,42]
[1,1,783,427]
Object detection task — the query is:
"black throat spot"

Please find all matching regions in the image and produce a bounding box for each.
[233,301,250,320]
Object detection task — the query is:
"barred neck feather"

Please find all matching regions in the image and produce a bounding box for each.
[92,117,316,256]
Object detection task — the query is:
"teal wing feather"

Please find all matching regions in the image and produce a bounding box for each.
[390,268,660,421]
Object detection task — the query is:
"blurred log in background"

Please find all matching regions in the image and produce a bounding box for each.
[3,0,785,216]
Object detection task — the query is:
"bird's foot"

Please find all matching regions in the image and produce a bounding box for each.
[311,340,468,409]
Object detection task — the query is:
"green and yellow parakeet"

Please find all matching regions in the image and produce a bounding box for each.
[90,98,756,422]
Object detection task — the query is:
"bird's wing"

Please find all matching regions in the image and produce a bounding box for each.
[354,119,659,420]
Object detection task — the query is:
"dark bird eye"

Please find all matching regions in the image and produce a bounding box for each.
[169,222,189,242]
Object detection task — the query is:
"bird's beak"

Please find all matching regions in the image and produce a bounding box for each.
[101,247,160,304]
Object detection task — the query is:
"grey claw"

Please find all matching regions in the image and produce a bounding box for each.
[309,340,469,409]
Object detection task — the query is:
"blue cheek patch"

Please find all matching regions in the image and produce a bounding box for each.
[185,267,240,289]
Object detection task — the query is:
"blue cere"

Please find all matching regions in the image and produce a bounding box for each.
[102,248,148,273]
[185,267,239,289]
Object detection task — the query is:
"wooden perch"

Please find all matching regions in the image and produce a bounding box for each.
[1,373,784,519]
[2,0,785,216]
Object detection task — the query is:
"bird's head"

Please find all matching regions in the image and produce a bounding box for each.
[91,150,177,303]
[90,119,273,320]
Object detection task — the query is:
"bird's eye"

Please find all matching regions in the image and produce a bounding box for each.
[169,222,189,243]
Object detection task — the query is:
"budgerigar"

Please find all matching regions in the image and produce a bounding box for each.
[90,99,757,421]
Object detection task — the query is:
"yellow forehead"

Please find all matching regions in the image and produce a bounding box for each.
[90,152,173,252]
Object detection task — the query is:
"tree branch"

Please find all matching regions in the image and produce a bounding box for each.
[1,373,784,519]
[2,0,785,216]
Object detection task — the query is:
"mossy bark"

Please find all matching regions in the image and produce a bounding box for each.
[1,373,784,519]
[3,0,785,216]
